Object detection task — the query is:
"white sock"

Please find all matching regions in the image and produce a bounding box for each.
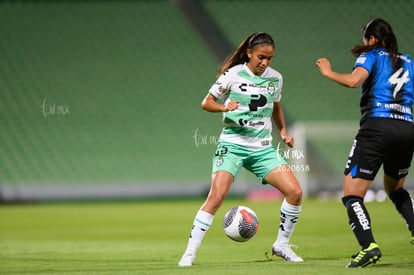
[183,210,214,255]
[274,199,301,246]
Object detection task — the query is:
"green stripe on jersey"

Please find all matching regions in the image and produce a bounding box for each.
[237,70,280,86]
[223,127,271,138]
[228,92,252,105]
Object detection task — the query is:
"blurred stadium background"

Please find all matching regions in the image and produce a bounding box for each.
[1,0,413,202]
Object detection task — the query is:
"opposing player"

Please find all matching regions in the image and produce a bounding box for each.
[316,18,414,268]
[178,32,304,266]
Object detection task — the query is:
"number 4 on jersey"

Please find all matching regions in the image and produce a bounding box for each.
[389,67,410,98]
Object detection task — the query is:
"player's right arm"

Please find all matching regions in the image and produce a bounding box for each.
[201,93,239,112]
[316,57,369,88]
[202,71,239,112]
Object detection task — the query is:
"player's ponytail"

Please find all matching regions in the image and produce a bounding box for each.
[217,32,275,77]
[351,18,401,70]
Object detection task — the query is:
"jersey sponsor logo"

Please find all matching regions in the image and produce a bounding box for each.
[248,83,266,88]
[399,168,409,175]
[238,118,265,127]
[248,121,265,127]
[359,168,373,175]
[238,118,248,126]
[248,113,264,118]
[237,82,274,94]
[239,83,247,92]
[248,94,267,111]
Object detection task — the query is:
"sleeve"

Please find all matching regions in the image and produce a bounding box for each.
[274,75,283,102]
[411,57,414,91]
[208,72,232,100]
[354,52,375,74]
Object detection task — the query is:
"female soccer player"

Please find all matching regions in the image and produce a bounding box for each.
[316,18,414,268]
[178,32,303,267]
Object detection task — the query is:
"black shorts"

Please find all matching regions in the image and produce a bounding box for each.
[344,118,414,180]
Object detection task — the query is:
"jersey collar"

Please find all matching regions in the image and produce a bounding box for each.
[243,63,268,77]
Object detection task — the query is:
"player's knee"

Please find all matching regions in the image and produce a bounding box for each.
[342,195,363,207]
[389,188,410,208]
[293,187,302,200]
[286,187,302,205]
[206,193,226,210]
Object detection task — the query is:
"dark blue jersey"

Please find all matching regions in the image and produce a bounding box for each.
[354,48,414,123]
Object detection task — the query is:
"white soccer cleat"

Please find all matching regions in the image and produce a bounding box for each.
[178,253,195,267]
[272,243,304,262]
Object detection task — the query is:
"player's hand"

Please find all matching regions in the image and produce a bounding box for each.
[315,57,332,77]
[282,135,294,148]
[224,100,239,112]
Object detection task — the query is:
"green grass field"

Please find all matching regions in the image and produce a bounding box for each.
[1,198,413,274]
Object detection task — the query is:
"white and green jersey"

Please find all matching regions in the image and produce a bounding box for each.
[209,63,283,149]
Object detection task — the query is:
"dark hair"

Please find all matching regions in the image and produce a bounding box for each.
[351,18,401,69]
[217,32,274,76]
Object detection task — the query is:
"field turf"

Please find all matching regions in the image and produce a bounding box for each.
[1,198,413,274]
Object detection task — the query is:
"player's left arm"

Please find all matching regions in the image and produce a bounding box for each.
[201,93,239,112]
[316,58,369,88]
[272,102,294,148]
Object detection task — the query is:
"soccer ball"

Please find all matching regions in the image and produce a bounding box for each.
[223,206,259,242]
